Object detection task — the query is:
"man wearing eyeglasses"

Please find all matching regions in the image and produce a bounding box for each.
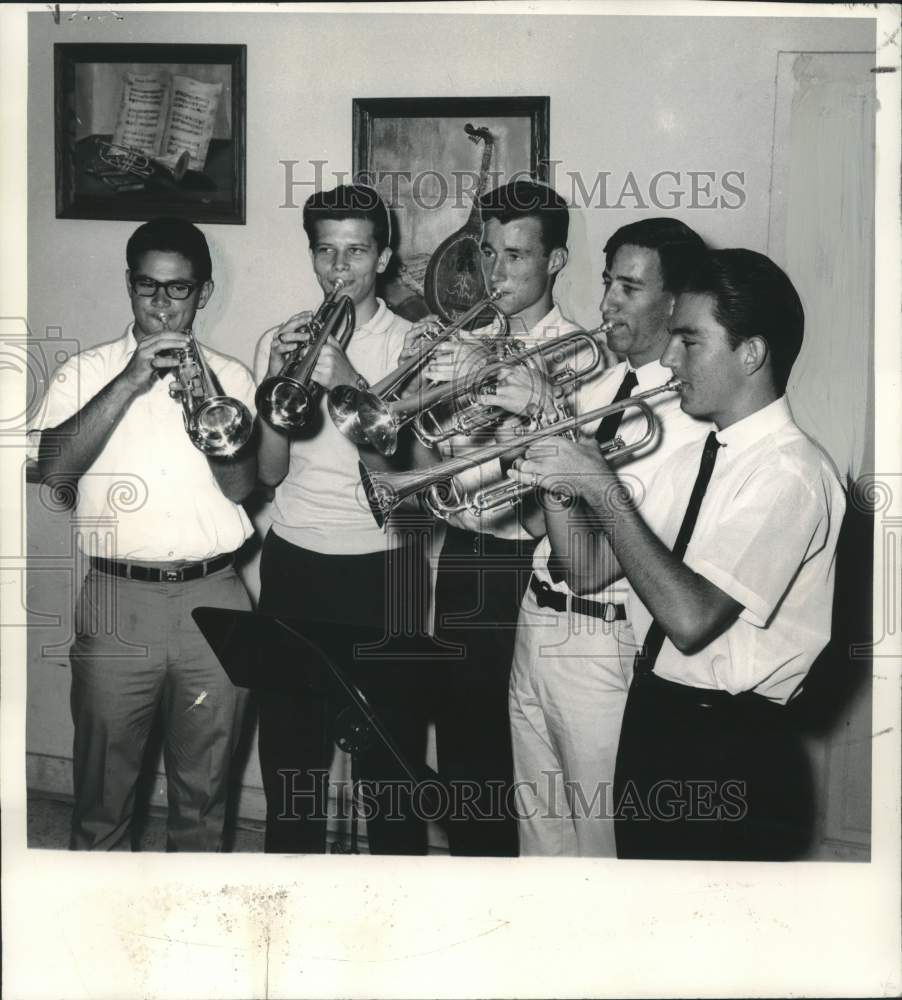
[35,218,257,851]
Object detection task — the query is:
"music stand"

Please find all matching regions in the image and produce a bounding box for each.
[192,607,447,853]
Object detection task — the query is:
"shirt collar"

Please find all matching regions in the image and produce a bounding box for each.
[715,395,793,454]
[631,357,673,392]
[353,298,391,339]
[121,321,139,360]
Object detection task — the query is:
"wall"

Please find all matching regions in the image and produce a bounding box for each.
[24,9,876,832]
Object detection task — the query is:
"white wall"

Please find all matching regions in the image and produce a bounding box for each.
[25,9,876,819]
[28,11,874,363]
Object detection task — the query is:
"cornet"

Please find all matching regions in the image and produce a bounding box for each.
[93,140,190,182]
[159,316,253,458]
[410,327,602,448]
[327,291,507,452]
[358,379,681,527]
[256,281,356,433]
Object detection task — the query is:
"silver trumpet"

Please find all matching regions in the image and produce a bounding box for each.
[256,280,356,433]
[358,379,681,527]
[328,291,507,453]
[410,327,602,449]
[160,317,253,457]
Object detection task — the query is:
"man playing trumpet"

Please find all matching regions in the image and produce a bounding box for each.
[401,180,586,856]
[35,218,258,851]
[501,218,710,856]
[254,184,431,855]
[510,249,844,860]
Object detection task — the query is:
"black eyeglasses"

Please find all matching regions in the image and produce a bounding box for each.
[130,275,199,300]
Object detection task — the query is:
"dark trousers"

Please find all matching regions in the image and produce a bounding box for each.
[256,529,431,855]
[613,673,814,861]
[431,525,538,857]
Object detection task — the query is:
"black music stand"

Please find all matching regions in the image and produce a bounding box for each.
[192,607,446,853]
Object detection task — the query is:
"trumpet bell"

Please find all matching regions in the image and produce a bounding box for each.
[255,376,319,433]
[327,384,369,445]
[188,396,253,457]
[356,393,402,456]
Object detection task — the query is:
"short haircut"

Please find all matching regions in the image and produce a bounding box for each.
[478,180,570,253]
[683,248,804,393]
[126,218,212,284]
[603,218,706,294]
[302,184,391,252]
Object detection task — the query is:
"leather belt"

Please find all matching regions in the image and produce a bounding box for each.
[529,574,627,623]
[90,552,234,583]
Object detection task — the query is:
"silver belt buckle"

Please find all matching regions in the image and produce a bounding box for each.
[164,569,181,583]
[601,603,619,623]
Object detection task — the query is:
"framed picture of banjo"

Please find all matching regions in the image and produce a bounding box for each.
[352,97,550,324]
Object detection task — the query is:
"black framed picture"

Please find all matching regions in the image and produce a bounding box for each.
[352,97,550,322]
[54,43,246,225]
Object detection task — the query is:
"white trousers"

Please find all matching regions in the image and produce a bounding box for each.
[509,584,636,857]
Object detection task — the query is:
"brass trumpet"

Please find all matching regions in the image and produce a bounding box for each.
[93,140,190,182]
[410,327,602,449]
[256,281,356,433]
[327,290,507,451]
[358,379,681,527]
[160,318,253,457]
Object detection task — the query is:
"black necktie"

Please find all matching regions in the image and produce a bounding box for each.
[595,369,638,446]
[634,431,721,678]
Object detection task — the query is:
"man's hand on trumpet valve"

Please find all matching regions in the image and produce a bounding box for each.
[475,362,558,426]
[309,334,360,391]
[123,330,190,393]
[507,437,623,514]
[266,311,314,378]
[397,315,442,362]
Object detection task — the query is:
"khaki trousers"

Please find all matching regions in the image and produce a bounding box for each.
[69,565,250,851]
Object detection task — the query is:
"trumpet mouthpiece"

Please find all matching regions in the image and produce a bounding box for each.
[331,278,346,292]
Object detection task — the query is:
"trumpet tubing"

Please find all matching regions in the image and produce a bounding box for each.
[165,326,253,457]
[410,327,602,449]
[359,379,681,527]
[327,291,507,451]
[256,281,356,433]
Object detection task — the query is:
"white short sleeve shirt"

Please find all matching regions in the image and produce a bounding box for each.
[253,298,412,555]
[33,323,257,561]
[629,396,846,704]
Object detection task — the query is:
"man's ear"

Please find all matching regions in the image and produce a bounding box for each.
[125,269,133,297]
[547,247,568,278]
[741,334,769,377]
[376,246,392,275]
[196,279,214,310]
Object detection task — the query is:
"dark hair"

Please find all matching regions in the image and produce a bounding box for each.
[478,180,569,253]
[126,218,212,284]
[683,248,804,393]
[603,217,706,294]
[302,184,391,252]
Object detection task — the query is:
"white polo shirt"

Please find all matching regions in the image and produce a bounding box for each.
[32,323,257,561]
[532,358,711,603]
[629,396,846,704]
[253,298,412,555]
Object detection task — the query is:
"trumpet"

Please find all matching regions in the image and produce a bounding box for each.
[358,379,681,527]
[410,327,602,449]
[160,318,253,457]
[93,140,190,182]
[256,281,356,433]
[327,291,507,451]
